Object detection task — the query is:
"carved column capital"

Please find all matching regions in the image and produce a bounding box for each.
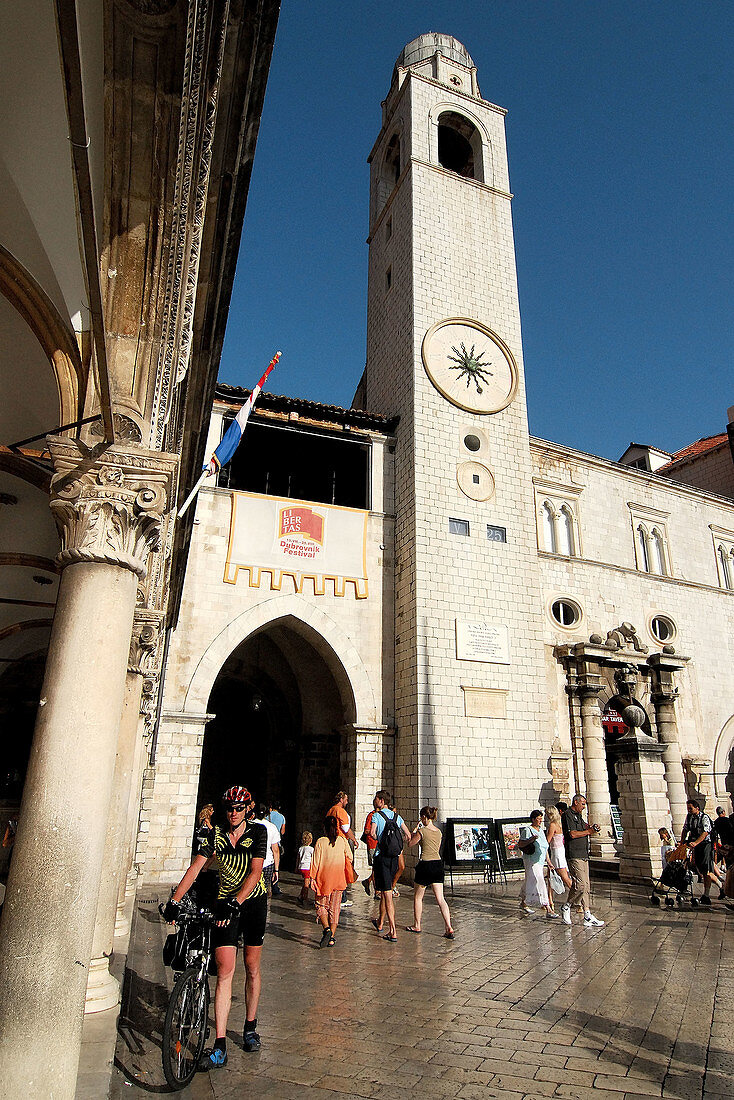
[651,685,680,707]
[47,438,178,580]
[128,610,164,676]
[567,672,604,698]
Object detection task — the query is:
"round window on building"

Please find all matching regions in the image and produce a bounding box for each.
[550,598,582,628]
[650,615,676,644]
[463,433,481,452]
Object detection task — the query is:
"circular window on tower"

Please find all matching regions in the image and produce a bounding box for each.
[650,614,676,645]
[549,597,583,630]
[460,425,489,457]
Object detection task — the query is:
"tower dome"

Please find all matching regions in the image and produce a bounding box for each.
[393,33,474,78]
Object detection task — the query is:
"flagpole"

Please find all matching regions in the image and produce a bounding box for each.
[175,351,282,520]
[177,468,211,519]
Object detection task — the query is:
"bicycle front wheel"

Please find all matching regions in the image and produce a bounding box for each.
[162,966,210,1089]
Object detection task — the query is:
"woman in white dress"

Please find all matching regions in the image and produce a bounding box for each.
[546,805,573,893]
[518,809,558,919]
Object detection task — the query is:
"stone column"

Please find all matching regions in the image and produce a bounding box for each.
[85,613,161,1011]
[575,675,615,858]
[609,726,668,883]
[648,654,689,839]
[549,737,573,802]
[561,667,586,794]
[0,438,175,1098]
[340,724,394,876]
[115,685,152,931]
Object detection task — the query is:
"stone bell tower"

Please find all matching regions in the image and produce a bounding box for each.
[360,34,550,820]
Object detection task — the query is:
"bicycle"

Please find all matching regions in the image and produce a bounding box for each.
[158,896,216,1089]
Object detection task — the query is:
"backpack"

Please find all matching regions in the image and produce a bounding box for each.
[378,810,403,857]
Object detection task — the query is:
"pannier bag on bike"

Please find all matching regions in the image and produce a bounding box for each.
[162,924,190,971]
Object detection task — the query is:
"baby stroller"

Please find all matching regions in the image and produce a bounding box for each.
[650,842,696,907]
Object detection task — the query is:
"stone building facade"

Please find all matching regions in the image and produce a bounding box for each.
[141,35,734,894]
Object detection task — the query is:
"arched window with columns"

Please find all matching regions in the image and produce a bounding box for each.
[536,489,581,558]
[719,544,734,589]
[630,505,672,576]
[558,504,575,556]
[637,524,650,572]
[650,528,667,575]
[541,500,557,553]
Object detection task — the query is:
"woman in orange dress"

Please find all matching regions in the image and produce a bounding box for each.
[310,815,354,947]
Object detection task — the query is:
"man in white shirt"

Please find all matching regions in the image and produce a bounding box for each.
[252,803,281,895]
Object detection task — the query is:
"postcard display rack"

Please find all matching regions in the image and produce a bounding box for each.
[444,818,510,893]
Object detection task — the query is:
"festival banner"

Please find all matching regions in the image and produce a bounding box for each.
[224,491,368,598]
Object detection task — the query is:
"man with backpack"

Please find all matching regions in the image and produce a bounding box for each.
[369,790,411,941]
[682,798,717,905]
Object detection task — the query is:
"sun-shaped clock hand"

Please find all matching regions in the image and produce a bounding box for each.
[447,343,494,394]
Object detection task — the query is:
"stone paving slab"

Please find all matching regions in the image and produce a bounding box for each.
[110,876,732,1099]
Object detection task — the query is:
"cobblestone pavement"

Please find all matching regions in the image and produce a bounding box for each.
[111,875,732,1099]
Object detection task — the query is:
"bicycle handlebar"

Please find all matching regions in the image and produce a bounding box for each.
[158,899,216,923]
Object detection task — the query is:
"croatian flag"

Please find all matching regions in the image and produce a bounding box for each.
[205,352,281,474]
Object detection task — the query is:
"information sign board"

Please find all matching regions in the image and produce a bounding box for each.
[455,620,510,664]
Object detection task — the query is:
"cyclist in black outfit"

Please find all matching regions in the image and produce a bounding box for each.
[164,785,267,1068]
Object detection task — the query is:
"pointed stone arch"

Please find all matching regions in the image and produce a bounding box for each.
[182,594,378,727]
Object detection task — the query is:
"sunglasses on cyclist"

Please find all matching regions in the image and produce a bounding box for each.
[225,802,247,811]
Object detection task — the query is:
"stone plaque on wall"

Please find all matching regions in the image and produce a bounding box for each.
[455,620,510,664]
[461,687,508,718]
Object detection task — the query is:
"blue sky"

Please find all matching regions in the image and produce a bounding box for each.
[219,2,734,461]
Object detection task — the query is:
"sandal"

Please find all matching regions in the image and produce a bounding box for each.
[406,926,421,933]
[371,918,382,931]
[319,927,331,948]
[383,933,398,942]
[328,936,335,946]
[443,930,455,939]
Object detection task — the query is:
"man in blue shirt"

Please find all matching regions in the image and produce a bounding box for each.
[267,800,286,897]
[369,790,411,941]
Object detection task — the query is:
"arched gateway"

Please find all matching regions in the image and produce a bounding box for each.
[141,599,389,881]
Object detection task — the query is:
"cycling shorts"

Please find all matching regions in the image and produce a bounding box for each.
[213,893,268,949]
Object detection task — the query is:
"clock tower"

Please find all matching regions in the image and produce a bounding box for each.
[360,34,551,820]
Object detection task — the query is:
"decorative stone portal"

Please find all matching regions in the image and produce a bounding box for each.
[556,625,690,879]
[194,619,358,864]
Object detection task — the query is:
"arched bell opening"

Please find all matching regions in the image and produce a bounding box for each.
[437,110,484,181]
[375,131,402,217]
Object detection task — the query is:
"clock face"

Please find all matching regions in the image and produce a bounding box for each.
[421,318,518,414]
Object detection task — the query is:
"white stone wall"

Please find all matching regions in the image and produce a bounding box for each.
[532,438,734,773]
[139,452,394,882]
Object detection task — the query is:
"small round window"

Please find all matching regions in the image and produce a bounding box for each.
[651,615,676,643]
[551,598,581,628]
[464,434,481,452]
